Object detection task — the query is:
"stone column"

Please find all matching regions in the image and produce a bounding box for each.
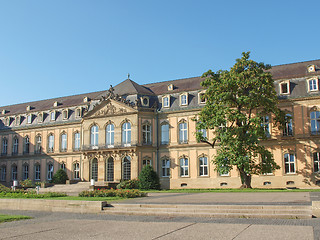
[114,154,122,182]
[131,153,138,179]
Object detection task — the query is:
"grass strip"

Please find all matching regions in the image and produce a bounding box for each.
[0,214,31,223]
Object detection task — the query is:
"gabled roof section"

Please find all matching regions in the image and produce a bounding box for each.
[114,79,154,95]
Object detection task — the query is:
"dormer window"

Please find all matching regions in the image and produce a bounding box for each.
[198,91,206,104]
[4,117,9,126]
[162,95,170,108]
[27,114,32,124]
[168,84,174,91]
[180,93,188,106]
[62,109,68,120]
[308,78,318,92]
[75,108,82,118]
[15,116,20,126]
[53,101,59,107]
[26,105,31,111]
[1,109,7,115]
[141,97,149,107]
[280,81,290,95]
[83,97,90,103]
[38,113,43,123]
[308,65,316,73]
[50,111,56,121]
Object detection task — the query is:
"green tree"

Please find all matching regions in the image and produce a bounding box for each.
[51,169,69,184]
[138,165,160,190]
[196,52,286,188]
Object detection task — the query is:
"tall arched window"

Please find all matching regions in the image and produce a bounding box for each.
[161,123,169,145]
[122,156,131,180]
[90,125,99,147]
[283,114,293,136]
[122,122,131,147]
[48,134,54,153]
[60,133,67,152]
[73,162,80,179]
[11,164,17,180]
[106,157,114,181]
[2,138,8,156]
[311,111,320,134]
[199,156,208,176]
[91,158,98,181]
[35,135,42,154]
[74,132,80,151]
[34,164,41,181]
[24,136,30,154]
[142,123,151,144]
[179,121,188,144]
[180,157,189,177]
[22,164,29,180]
[106,124,114,147]
[12,137,19,155]
[0,165,6,181]
[47,163,54,180]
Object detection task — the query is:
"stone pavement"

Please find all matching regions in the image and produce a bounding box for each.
[0,210,317,240]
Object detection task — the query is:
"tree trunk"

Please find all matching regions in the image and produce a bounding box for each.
[239,170,252,189]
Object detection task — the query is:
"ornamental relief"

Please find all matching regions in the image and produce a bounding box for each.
[94,103,128,117]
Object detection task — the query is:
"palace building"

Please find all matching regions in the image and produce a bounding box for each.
[0,59,320,189]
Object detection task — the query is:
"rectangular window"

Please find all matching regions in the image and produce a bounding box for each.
[35,165,41,181]
[12,138,19,155]
[261,116,270,137]
[2,138,7,156]
[163,96,169,108]
[199,93,206,104]
[284,153,295,174]
[162,159,170,177]
[280,82,290,94]
[142,159,151,167]
[27,115,32,124]
[313,152,320,172]
[180,158,189,177]
[74,132,80,151]
[48,135,54,152]
[308,79,318,92]
[63,110,68,120]
[50,112,55,121]
[0,166,6,181]
[161,124,169,145]
[311,111,320,134]
[11,165,17,180]
[23,165,29,180]
[180,94,187,105]
[283,114,293,136]
[179,122,188,144]
[199,156,208,176]
[61,134,67,152]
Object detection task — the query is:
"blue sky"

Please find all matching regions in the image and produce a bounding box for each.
[0,0,319,107]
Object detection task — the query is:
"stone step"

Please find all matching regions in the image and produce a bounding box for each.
[103,204,313,219]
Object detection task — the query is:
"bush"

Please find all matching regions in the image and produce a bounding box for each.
[116,179,139,189]
[138,165,160,190]
[19,179,34,188]
[51,169,69,184]
[78,189,146,198]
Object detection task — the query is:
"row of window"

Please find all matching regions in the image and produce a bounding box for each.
[161,91,206,108]
[0,162,80,182]
[279,78,319,95]
[1,132,81,156]
[2,108,83,127]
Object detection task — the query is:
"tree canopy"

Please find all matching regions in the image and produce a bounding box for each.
[196,52,286,188]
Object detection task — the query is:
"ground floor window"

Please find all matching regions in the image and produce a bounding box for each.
[122,156,131,180]
[34,164,41,181]
[60,162,66,171]
[23,164,29,180]
[313,152,320,172]
[180,157,189,177]
[142,159,151,168]
[199,156,208,176]
[73,163,80,179]
[106,157,114,181]
[91,158,98,181]
[47,163,54,180]
[11,165,17,180]
[0,166,6,181]
[284,153,295,174]
[162,159,170,177]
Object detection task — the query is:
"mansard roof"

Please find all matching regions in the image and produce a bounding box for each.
[0,58,319,117]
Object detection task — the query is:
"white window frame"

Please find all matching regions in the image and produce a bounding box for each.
[279,81,290,95]
[283,114,293,136]
[90,125,99,147]
[313,152,320,173]
[162,96,170,108]
[106,124,114,148]
[179,122,188,144]
[261,116,270,137]
[161,123,170,145]
[27,114,32,124]
[162,159,170,177]
[199,156,208,176]
[50,111,56,121]
[12,137,18,155]
[310,111,320,134]
[60,133,67,152]
[62,109,68,120]
[23,164,29,180]
[38,113,43,123]
[34,164,41,181]
[48,134,54,153]
[142,159,152,167]
[198,91,206,104]
[122,122,131,147]
[73,162,80,179]
[142,123,152,144]
[180,157,189,177]
[47,163,54,180]
[284,153,295,174]
[180,93,188,106]
[308,78,319,92]
[74,132,81,151]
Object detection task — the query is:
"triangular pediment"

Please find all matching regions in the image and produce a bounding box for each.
[84,99,137,118]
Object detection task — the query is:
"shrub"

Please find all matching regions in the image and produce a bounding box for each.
[0,184,10,193]
[116,179,139,189]
[19,179,34,188]
[51,169,69,184]
[78,188,146,198]
[138,165,160,190]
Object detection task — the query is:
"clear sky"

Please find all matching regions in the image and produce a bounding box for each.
[0,0,319,107]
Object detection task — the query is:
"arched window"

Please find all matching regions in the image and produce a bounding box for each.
[261,116,270,137]
[90,125,99,147]
[48,134,54,153]
[91,158,98,181]
[122,156,131,180]
[0,165,6,181]
[74,132,80,151]
[2,138,8,156]
[142,123,151,144]
[34,164,41,181]
[47,163,54,181]
[12,137,19,155]
[106,124,114,147]
[60,162,66,171]
[122,122,131,147]
[35,135,42,154]
[179,121,188,144]
[284,153,295,174]
[311,111,320,134]
[106,157,114,181]
[11,164,17,180]
[180,157,189,177]
[161,158,170,177]
[199,156,208,176]
[142,158,152,167]
[283,114,293,136]
[161,123,169,145]
[22,164,29,180]
[24,136,30,154]
[60,133,67,152]
[73,162,80,179]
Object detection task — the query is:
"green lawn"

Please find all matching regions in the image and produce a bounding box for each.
[0,214,31,223]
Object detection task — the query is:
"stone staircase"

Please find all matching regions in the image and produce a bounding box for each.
[38,182,91,196]
[103,203,313,219]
